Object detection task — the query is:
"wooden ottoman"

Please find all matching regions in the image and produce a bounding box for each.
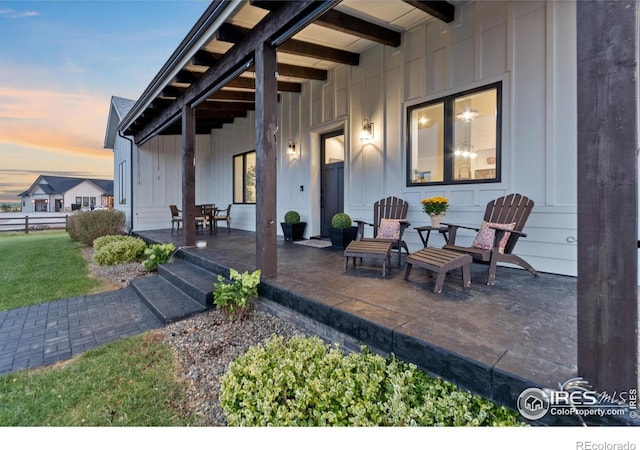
[344,240,393,277]
[404,247,472,293]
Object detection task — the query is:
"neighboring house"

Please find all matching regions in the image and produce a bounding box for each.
[104,96,136,229]
[18,175,114,213]
[104,0,638,395]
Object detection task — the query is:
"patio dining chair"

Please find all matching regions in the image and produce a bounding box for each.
[354,196,410,266]
[170,205,182,234]
[442,193,539,285]
[212,204,232,233]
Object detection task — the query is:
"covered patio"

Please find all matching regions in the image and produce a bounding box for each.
[136,227,582,424]
[109,0,638,405]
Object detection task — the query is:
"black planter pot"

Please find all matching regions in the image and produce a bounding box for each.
[328,226,358,249]
[281,222,307,241]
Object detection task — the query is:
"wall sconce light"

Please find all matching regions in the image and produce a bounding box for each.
[360,118,374,142]
[287,139,297,156]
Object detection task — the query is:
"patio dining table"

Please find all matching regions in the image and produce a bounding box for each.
[197,204,217,234]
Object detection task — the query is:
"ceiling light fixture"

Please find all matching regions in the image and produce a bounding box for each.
[456,108,479,122]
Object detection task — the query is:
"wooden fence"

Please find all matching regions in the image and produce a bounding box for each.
[0,215,69,233]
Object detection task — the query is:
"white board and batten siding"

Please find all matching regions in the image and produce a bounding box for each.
[130,2,581,277]
[112,132,132,229]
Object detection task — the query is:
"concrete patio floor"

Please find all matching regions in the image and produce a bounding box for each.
[136,227,580,418]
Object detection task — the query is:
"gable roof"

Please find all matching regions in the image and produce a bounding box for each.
[18,176,114,198]
[104,96,136,149]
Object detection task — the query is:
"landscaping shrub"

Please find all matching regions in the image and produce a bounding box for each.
[220,335,525,426]
[93,234,130,252]
[142,243,176,272]
[92,236,147,266]
[284,210,301,224]
[67,210,126,246]
[330,213,352,229]
[213,269,261,320]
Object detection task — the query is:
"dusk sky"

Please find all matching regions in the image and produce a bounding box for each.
[0,0,210,202]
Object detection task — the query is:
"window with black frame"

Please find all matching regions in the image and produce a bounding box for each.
[233,150,256,204]
[407,82,501,186]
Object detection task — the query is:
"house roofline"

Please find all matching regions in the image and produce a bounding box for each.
[118,0,243,134]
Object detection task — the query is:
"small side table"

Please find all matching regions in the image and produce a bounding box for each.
[415,225,449,247]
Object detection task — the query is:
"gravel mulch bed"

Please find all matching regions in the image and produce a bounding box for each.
[83,249,304,426]
[83,247,151,290]
[164,307,303,426]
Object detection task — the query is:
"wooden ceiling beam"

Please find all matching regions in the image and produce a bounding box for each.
[252,1,401,47]
[216,23,360,65]
[226,76,302,93]
[314,9,401,47]
[196,109,246,119]
[403,1,455,23]
[210,90,256,102]
[197,100,256,112]
[131,0,330,142]
[191,49,328,80]
[174,69,200,84]
[199,100,256,111]
[161,86,184,98]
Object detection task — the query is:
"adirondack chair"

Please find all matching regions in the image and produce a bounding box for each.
[442,193,538,285]
[355,196,410,266]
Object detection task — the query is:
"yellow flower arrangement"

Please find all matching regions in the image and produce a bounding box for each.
[420,196,449,215]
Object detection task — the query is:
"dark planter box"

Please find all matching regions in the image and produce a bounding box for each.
[328,226,358,249]
[281,222,307,241]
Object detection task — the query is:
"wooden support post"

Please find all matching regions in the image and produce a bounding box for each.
[182,102,196,247]
[255,42,278,277]
[577,1,638,394]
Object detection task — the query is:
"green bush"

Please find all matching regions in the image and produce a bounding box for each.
[142,243,176,272]
[213,268,261,320]
[67,210,126,246]
[92,236,147,266]
[220,335,525,427]
[331,213,352,229]
[284,211,300,224]
[93,234,129,252]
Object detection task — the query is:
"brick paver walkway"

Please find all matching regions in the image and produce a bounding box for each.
[0,287,162,375]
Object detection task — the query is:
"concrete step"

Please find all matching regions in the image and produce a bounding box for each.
[130,276,208,325]
[159,259,216,307]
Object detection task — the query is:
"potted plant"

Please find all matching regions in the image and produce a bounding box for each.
[281,210,307,241]
[328,212,358,248]
[420,196,449,228]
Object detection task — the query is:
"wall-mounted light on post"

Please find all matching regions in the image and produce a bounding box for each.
[360,118,374,142]
[287,139,297,156]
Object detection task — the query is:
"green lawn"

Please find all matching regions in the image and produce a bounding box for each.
[0,332,196,426]
[0,231,104,311]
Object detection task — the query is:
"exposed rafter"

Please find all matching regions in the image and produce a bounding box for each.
[199,100,256,112]
[403,1,455,23]
[124,0,458,141]
[191,49,328,81]
[216,23,360,66]
[175,70,302,92]
[252,1,401,47]
[128,0,330,142]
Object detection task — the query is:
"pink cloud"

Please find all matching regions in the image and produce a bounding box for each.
[0,86,110,158]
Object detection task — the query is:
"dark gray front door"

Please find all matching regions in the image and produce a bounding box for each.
[320,130,345,236]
